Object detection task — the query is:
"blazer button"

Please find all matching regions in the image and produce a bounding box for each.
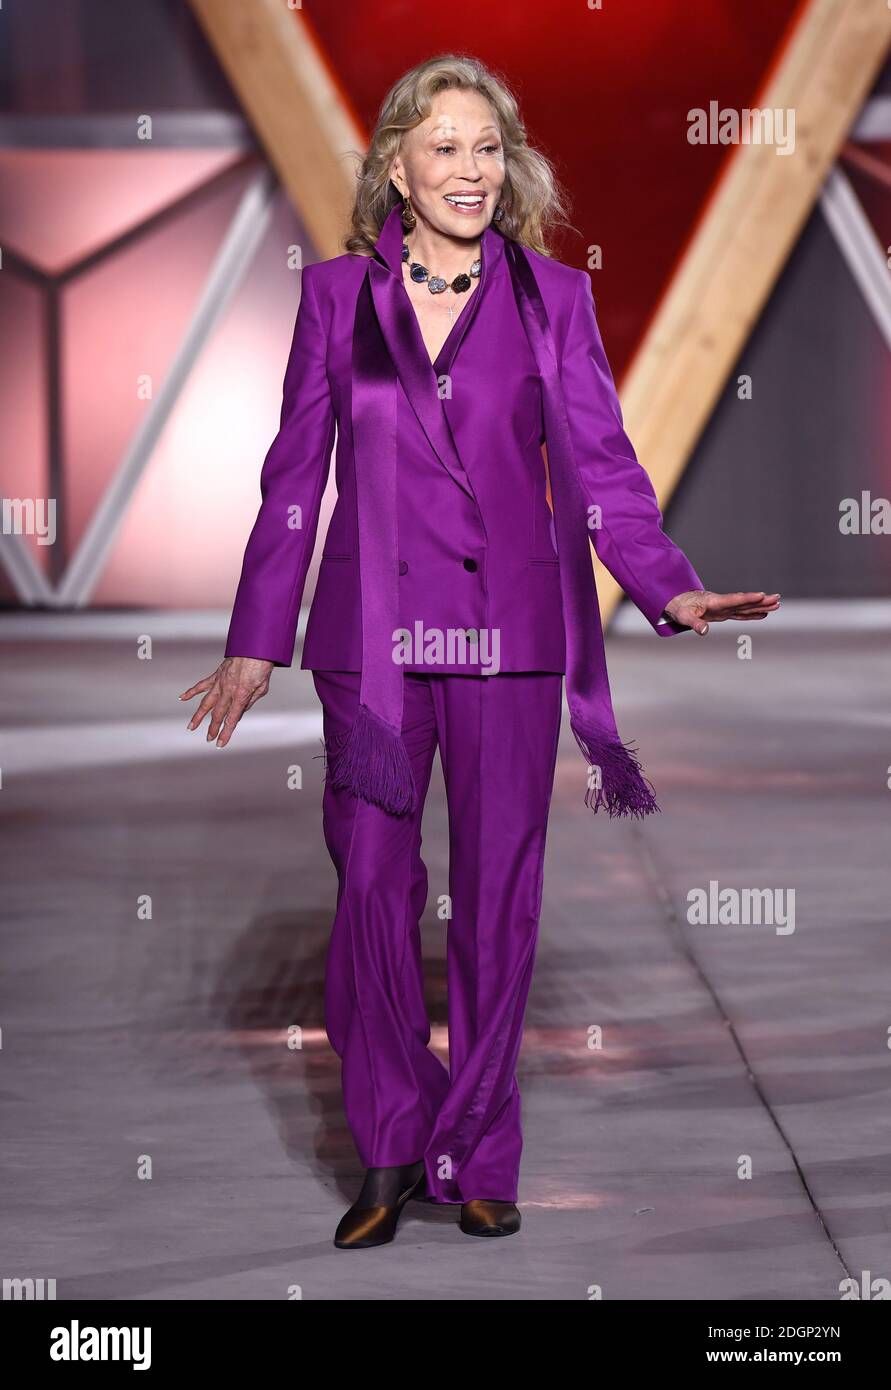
[399,560,408,575]
[462,558,478,572]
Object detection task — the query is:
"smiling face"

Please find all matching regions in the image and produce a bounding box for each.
[389,88,506,239]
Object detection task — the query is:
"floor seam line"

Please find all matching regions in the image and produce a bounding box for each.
[632,823,853,1283]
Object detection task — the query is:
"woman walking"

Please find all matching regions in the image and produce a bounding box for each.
[181,54,778,1248]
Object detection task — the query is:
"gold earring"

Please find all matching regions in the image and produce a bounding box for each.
[401,194,416,230]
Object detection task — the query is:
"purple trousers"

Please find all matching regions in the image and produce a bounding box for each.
[312,668,563,1204]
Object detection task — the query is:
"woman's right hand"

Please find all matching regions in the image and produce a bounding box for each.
[180,656,274,747]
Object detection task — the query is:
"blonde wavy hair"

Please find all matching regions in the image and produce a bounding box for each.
[344,53,573,258]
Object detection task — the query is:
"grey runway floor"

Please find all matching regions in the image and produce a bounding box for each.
[1,609,889,1301]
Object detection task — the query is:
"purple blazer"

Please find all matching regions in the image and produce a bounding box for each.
[225,202,704,817]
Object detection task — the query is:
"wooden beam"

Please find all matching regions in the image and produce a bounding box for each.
[186,0,366,259]
[596,0,891,623]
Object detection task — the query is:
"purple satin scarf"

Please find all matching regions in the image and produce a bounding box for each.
[326,266,417,816]
[328,237,659,820]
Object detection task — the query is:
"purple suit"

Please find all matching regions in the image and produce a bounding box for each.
[227,204,702,676]
[225,203,704,1202]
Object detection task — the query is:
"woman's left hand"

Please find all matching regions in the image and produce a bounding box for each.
[664,590,780,636]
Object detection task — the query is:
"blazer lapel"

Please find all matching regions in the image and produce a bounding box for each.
[368,258,476,500]
[365,203,502,502]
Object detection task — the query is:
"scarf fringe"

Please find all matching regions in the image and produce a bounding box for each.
[325,704,417,817]
[571,721,660,819]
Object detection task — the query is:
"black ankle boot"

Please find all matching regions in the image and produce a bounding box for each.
[459,1200,522,1237]
[333,1161,424,1250]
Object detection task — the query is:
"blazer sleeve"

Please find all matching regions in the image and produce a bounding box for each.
[560,268,705,636]
[224,263,336,666]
